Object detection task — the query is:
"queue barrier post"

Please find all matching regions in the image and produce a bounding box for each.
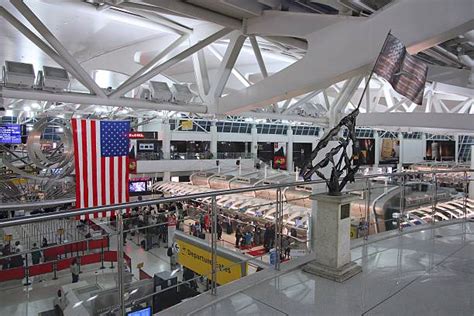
[23,253,31,286]
[52,260,58,280]
[100,245,105,270]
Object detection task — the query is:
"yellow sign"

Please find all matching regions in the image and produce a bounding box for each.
[11,178,27,185]
[350,226,358,240]
[176,239,247,285]
[180,120,193,130]
[4,234,12,242]
[136,262,144,269]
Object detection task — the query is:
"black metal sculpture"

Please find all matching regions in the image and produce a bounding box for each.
[299,31,427,195]
[300,107,360,195]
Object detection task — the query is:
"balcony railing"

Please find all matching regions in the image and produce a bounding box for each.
[0,169,471,315]
[136,152,255,161]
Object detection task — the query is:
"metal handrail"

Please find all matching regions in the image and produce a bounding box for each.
[0,169,471,228]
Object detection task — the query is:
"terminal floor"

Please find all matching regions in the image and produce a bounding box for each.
[188,222,474,316]
[0,261,119,315]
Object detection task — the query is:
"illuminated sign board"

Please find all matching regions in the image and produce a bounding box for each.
[128,132,145,139]
[0,124,21,144]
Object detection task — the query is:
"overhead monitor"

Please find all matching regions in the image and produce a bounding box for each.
[0,124,22,144]
[127,307,152,316]
[129,180,147,193]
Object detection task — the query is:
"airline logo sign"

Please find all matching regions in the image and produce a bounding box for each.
[128,132,145,139]
[176,239,246,285]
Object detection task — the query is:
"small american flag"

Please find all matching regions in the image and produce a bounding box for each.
[373,33,428,105]
[71,118,130,219]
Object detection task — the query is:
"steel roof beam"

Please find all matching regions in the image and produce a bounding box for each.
[110,27,232,98]
[10,0,107,98]
[218,0,474,114]
[0,87,207,113]
[141,0,242,29]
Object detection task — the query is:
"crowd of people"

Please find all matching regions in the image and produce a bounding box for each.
[182,202,298,260]
[0,240,29,269]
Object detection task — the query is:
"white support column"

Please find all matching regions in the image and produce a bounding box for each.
[421,132,427,160]
[210,122,218,159]
[251,124,258,159]
[398,132,404,172]
[455,134,459,163]
[470,145,474,199]
[374,131,380,169]
[287,126,294,172]
[163,171,171,182]
[161,120,171,160]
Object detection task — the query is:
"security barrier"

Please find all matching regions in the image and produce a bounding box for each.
[0,248,121,284]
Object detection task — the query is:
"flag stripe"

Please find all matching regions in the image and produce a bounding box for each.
[110,157,115,205]
[90,120,98,207]
[96,124,102,206]
[118,156,123,210]
[101,156,107,218]
[86,120,93,209]
[71,119,81,209]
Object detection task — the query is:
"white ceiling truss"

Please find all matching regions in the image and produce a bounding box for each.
[0,0,472,134]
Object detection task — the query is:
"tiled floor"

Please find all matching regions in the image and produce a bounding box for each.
[188,221,474,316]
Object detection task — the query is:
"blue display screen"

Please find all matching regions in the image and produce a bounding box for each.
[0,124,22,144]
[127,307,151,316]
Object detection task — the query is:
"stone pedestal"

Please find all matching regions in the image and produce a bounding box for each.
[303,193,361,282]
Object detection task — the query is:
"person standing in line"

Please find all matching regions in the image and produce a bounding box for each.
[42,237,48,248]
[235,225,242,248]
[15,241,23,254]
[70,258,80,283]
[216,221,223,241]
[282,236,291,260]
[10,248,24,268]
[31,243,42,265]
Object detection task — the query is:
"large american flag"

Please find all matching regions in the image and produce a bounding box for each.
[71,119,130,219]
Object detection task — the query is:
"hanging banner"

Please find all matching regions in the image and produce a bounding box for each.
[380,139,399,164]
[273,142,287,169]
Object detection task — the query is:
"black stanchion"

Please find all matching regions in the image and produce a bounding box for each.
[100,245,105,270]
[52,260,58,280]
[23,254,31,286]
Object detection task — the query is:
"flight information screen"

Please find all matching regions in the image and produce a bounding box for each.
[0,124,22,144]
[127,307,151,316]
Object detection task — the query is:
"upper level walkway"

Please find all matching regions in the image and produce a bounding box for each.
[162,220,474,315]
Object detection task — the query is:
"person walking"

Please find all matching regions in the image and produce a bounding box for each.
[70,258,80,283]
[31,243,42,265]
